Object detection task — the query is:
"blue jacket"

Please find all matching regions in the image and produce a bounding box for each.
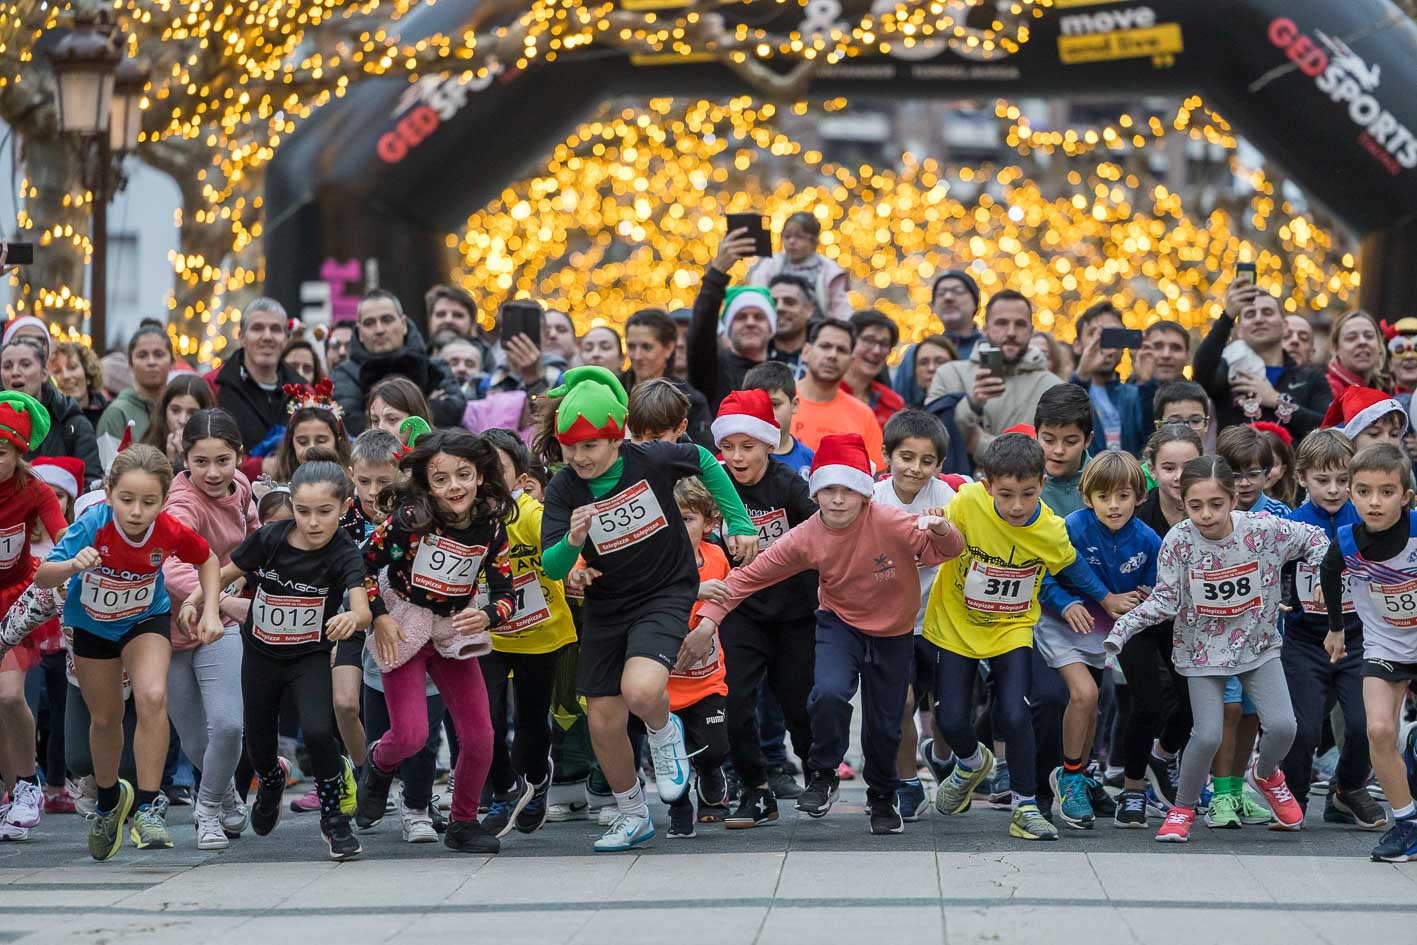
[1284,500,1361,642]
[1069,374,1146,457]
[1040,509,1161,619]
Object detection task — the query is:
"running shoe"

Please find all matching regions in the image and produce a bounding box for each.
[400,802,438,843]
[766,765,804,800]
[593,810,654,852]
[5,780,42,829]
[836,760,857,781]
[648,715,692,803]
[918,737,955,784]
[44,792,75,815]
[73,776,98,818]
[1371,817,1417,863]
[163,784,193,807]
[897,777,929,822]
[339,757,358,816]
[130,795,173,850]
[289,786,322,813]
[726,785,778,829]
[516,771,553,835]
[1145,753,1179,808]
[1238,788,1275,825]
[88,780,134,861]
[796,770,841,818]
[597,805,622,826]
[1247,765,1301,830]
[481,775,532,840]
[438,776,454,811]
[1405,722,1417,799]
[355,745,393,829]
[1113,789,1148,829]
[1102,767,1125,790]
[985,759,1012,809]
[548,801,589,822]
[321,813,362,861]
[429,799,448,835]
[935,747,995,816]
[194,801,229,851]
[1086,762,1117,817]
[1196,782,1214,815]
[252,758,290,836]
[220,784,249,838]
[1049,767,1094,829]
[696,767,730,823]
[1205,792,1241,829]
[667,798,696,839]
[1326,786,1387,831]
[1144,785,1171,818]
[1155,805,1195,843]
[445,818,501,854]
[1009,802,1058,841]
[869,794,904,835]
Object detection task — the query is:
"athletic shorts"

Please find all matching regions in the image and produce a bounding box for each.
[1362,657,1417,684]
[333,632,366,669]
[910,635,937,709]
[1223,675,1258,713]
[577,599,691,698]
[72,614,171,661]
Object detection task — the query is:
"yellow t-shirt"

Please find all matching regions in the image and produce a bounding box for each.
[490,493,576,655]
[923,481,1075,659]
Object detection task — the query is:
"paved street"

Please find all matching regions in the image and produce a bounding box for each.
[2,785,1412,945]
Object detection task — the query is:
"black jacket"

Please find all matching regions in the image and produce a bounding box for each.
[1191,312,1331,442]
[332,319,467,435]
[206,349,306,464]
[31,382,102,490]
[688,266,764,413]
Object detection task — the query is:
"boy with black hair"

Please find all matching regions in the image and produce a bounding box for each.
[1035,384,1094,517]
[1152,380,1212,435]
[743,361,814,480]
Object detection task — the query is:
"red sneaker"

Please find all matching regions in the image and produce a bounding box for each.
[44,792,76,814]
[1155,806,1195,843]
[1247,764,1303,830]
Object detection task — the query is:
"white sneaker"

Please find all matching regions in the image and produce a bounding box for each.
[5,781,42,829]
[219,784,249,837]
[73,776,97,818]
[548,801,588,822]
[436,777,453,811]
[0,817,29,841]
[400,803,438,843]
[593,811,654,852]
[648,715,691,803]
[194,802,229,850]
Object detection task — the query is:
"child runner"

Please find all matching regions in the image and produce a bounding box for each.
[477,428,576,840]
[273,379,353,481]
[696,433,965,834]
[357,429,516,854]
[1323,385,1409,450]
[1321,443,1417,861]
[1105,456,1324,843]
[182,460,368,860]
[743,361,814,480]
[1039,451,1160,829]
[538,366,757,852]
[37,444,225,860]
[1279,429,1383,830]
[161,408,258,851]
[872,408,957,821]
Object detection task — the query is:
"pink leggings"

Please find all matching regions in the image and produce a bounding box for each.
[372,642,492,823]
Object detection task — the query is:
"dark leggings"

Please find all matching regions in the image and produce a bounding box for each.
[722,612,815,788]
[1116,623,1192,781]
[362,683,444,811]
[934,645,1036,798]
[480,646,564,792]
[27,652,68,786]
[242,647,342,784]
[64,683,137,782]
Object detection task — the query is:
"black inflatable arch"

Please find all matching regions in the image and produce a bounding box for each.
[265,0,1417,324]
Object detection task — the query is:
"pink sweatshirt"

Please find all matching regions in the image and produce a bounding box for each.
[162,469,259,651]
[697,502,964,637]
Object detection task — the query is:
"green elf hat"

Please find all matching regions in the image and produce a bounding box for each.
[0,391,49,454]
[549,366,629,445]
[719,286,777,337]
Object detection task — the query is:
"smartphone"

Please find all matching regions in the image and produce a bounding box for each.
[499,299,543,348]
[1236,261,1256,283]
[725,212,773,257]
[1100,327,1144,350]
[1,242,33,265]
[979,344,1004,375]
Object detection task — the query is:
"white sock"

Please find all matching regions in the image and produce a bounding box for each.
[646,716,678,748]
[958,747,985,771]
[1394,802,1415,820]
[614,783,649,819]
[930,745,955,766]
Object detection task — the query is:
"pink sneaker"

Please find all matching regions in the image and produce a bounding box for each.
[44,792,76,814]
[1247,764,1303,830]
[1155,805,1195,842]
[289,786,321,813]
[836,761,857,781]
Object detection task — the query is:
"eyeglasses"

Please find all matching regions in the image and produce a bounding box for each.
[857,336,894,352]
[1235,467,1271,483]
[1158,415,1209,431]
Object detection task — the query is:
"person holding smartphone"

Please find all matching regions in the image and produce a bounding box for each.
[1068,301,1145,456]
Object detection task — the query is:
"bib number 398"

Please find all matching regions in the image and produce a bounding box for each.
[587,480,667,554]
[1189,562,1261,618]
[411,534,486,596]
[962,561,1038,614]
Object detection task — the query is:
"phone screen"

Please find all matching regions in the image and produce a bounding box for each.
[1100,327,1144,350]
[1236,261,1256,282]
[982,347,1004,375]
[725,213,772,257]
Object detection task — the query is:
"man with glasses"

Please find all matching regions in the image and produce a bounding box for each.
[843,309,905,429]
[891,269,982,399]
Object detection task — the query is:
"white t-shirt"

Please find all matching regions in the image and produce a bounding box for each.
[873,476,959,634]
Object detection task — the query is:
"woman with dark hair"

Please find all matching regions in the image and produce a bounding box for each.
[142,375,214,472]
[746,210,851,320]
[2,337,101,488]
[280,337,326,387]
[97,321,174,443]
[366,376,432,444]
[50,341,109,428]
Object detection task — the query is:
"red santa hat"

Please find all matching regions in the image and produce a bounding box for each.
[31,456,85,500]
[1321,386,1408,440]
[1250,420,1292,448]
[808,433,876,498]
[1002,423,1036,438]
[711,389,780,448]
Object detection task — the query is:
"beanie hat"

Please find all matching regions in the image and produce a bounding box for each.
[1321,385,1408,440]
[808,433,875,498]
[719,286,777,337]
[2,315,48,352]
[711,389,779,448]
[32,456,84,499]
[0,391,49,454]
[549,366,630,445]
[931,269,981,310]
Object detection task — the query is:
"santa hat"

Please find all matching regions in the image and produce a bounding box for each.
[808,433,876,498]
[2,315,48,351]
[0,391,48,454]
[711,389,779,448]
[1002,423,1036,438]
[550,366,629,445]
[31,456,84,500]
[1321,386,1408,439]
[1250,421,1292,448]
[718,287,777,337]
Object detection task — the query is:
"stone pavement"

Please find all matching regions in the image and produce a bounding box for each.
[2,787,1413,945]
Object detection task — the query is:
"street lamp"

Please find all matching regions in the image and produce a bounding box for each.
[48,10,120,136]
[110,56,149,155]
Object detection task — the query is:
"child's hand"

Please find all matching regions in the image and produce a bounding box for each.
[373,615,403,666]
[70,547,101,573]
[1101,591,1141,619]
[1063,603,1094,635]
[566,567,601,591]
[326,612,359,641]
[697,579,731,604]
[1324,630,1346,665]
[1310,584,1325,612]
[674,623,715,672]
[453,607,490,636]
[197,611,225,645]
[726,534,758,566]
[567,505,596,546]
[178,599,200,636]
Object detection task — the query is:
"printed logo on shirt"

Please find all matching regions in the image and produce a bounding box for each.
[873,553,897,582]
[1120,551,1147,574]
[149,550,163,567]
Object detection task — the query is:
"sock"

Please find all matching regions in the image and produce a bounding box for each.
[957,747,985,771]
[1012,793,1036,809]
[1221,776,1243,797]
[930,744,954,766]
[316,776,343,818]
[135,788,158,810]
[1152,740,1176,761]
[1393,802,1415,821]
[97,781,120,814]
[614,783,649,819]
[1063,756,1085,774]
[645,717,678,748]
[17,773,38,786]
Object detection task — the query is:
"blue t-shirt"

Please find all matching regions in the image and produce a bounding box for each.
[771,437,814,482]
[1265,365,1284,386]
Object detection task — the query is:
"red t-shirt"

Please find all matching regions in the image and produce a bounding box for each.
[0,472,66,589]
[670,541,730,711]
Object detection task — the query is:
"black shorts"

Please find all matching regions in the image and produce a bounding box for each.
[333,632,366,669]
[1363,657,1417,684]
[71,614,171,661]
[910,635,937,710]
[577,599,692,698]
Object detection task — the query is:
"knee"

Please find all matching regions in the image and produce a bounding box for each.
[1264,712,1298,744]
[620,681,663,718]
[132,685,166,722]
[383,714,429,757]
[997,698,1033,739]
[210,711,243,746]
[1065,684,1098,716]
[809,675,853,710]
[0,687,27,716]
[1187,723,1224,758]
[333,692,361,721]
[1367,716,1397,749]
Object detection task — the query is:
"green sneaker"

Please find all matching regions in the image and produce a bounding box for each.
[1009,802,1059,841]
[129,794,173,849]
[339,756,358,816]
[1205,792,1241,829]
[88,780,135,861]
[1239,788,1274,825]
[934,746,995,815]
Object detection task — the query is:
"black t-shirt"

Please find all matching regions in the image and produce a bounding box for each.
[723,459,818,623]
[542,441,702,618]
[231,520,367,659]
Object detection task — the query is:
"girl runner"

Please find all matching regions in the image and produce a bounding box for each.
[1105,456,1326,843]
[37,444,224,861]
[273,380,353,481]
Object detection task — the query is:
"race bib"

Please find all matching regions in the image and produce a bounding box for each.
[410,534,486,596]
[675,629,721,679]
[251,587,325,646]
[587,480,667,554]
[751,508,788,552]
[79,572,156,622]
[962,560,1038,614]
[1296,563,1353,615]
[1371,577,1417,628]
[0,522,24,569]
[1189,562,1261,618]
[496,571,553,635]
